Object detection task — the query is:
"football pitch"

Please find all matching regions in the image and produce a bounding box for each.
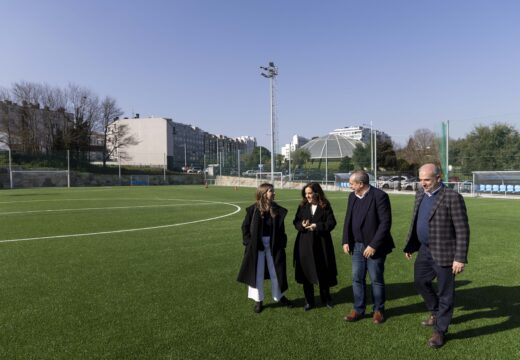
[0,185,519,359]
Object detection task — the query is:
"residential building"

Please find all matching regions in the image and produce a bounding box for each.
[281,134,309,160]
[108,116,256,171]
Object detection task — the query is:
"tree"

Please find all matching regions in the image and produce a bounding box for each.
[106,121,139,162]
[290,148,311,169]
[352,143,370,170]
[377,137,397,170]
[458,123,520,172]
[242,146,270,171]
[100,96,124,167]
[400,128,439,169]
[338,156,353,172]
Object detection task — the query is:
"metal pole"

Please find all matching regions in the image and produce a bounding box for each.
[184,142,187,170]
[270,76,274,183]
[374,131,378,186]
[237,149,240,186]
[259,146,262,177]
[370,121,374,172]
[288,146,291,181]
[118,153,121,184]
[163,153,166,183]
[8,148,13,189]
[325,135,328,188]
[446,120,450,183]
[67,149,70,188]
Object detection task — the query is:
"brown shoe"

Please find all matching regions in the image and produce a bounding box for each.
[372,311,385,324]
[427,332,445,349]
[421,315,436,327]
[343,310,364,322]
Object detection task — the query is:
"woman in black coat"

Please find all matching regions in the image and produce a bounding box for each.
[293,182,338,311]
[237,183,293,313]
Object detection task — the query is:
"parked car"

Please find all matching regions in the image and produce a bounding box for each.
[402,177,419,191]
[242,170,257,177]
[187,167,202,174]
[378,176,410,189]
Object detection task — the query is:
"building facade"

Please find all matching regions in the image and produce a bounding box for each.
[280,134,309,160]
[330,126,390,144]
[109,116,256,171]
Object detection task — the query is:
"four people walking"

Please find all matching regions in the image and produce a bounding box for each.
[238,164,469,349]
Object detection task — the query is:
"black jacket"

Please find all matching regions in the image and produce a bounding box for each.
[237,202,289,292]
[342,186,395,258]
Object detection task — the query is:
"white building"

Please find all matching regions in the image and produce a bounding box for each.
[330,126,390,144]
[109,117,174,167]
[108,116,256,171]
[280,135,309,160]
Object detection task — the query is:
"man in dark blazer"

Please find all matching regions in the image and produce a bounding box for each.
[342,170,394,324]
[404,163,469,349]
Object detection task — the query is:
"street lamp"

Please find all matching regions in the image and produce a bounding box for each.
[260,61,278,183]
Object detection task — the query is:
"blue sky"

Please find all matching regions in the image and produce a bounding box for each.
[2,0,520,148]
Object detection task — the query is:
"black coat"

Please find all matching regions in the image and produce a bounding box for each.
[293,203,338,287]
[237,202,289,292]
[342,186,395,258]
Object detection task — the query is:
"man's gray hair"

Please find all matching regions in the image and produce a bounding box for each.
[419,163,441,176]
[350,170,369,184]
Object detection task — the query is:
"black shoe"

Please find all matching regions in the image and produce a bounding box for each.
[279,296,294,308]
[325,300,334,309]
[254,301,263,313]
[303,303,314,312]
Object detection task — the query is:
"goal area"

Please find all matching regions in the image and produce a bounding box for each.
[11,170,70,189]
[129,175,150,186]
[255,172,286,188]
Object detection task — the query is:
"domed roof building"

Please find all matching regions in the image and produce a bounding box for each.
[300,133,364,159]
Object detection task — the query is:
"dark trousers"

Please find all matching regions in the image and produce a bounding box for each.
[303,279,331,306]
[414,245,455,334]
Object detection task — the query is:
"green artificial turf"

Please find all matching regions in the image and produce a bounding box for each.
[0,185,518,359]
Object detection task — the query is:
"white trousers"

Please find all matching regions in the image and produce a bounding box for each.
[248,236,283,302]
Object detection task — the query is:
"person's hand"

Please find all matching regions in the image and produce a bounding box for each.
[405,253,413,260]
[363,246,375,258]
[302,219,309,228]
[343,244,350,254]
[306,223,317,231]
[452,261,465,275]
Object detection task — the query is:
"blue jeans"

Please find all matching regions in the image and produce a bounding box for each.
[352,242,386,314]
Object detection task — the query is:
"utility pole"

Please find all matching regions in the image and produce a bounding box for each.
[260,62,278,183]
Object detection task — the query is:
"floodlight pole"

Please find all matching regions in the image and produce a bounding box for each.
[260,62,278,183]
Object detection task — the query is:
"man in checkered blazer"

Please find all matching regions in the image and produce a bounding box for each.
[404,163,469,349]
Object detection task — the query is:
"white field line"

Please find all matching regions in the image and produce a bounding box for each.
[0,203,213,216]
[0,201,241,244]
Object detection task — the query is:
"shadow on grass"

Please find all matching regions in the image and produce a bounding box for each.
[449,284,520,339]
[330,280,471,317]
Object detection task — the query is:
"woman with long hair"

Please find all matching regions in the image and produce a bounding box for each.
[293,182,338,311]
[237,183,293,313]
